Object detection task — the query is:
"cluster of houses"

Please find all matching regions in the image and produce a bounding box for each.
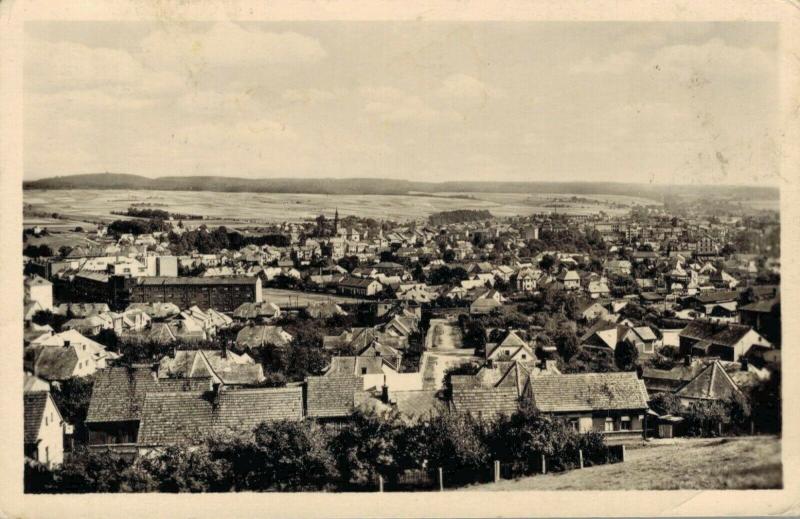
[22,208,781,467]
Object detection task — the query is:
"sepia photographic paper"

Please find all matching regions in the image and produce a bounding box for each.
[1,0,799,517]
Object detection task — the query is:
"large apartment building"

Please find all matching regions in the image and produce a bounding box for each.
[130,277,262,312]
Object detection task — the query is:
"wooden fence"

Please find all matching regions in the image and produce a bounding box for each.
[377,445,626,491]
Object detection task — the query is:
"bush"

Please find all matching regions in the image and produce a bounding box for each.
[649,392,682,416]
[126,445,232,492]
[25,458,56,493]
[329,409,407,488]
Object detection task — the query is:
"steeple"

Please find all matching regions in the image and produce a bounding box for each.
[334,208,339,234]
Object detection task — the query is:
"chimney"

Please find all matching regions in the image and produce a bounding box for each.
[211,382,222,407]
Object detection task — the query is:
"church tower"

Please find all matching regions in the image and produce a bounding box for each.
[334,208,339,235]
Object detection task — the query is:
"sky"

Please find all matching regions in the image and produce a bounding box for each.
[24,21,779,185]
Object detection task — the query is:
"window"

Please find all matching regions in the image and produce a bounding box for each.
[521,354,527,360]
[568,418,579,431]
[44,416,48,426]
[620,416,632,430]
[361,367,367,375]
[45,447,49,464]
[604,417,615,432]
[643,342,654,353]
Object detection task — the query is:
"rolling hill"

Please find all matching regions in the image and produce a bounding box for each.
[23,173,779,201]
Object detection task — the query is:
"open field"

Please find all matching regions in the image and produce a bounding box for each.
[24,189,658,225]
[261,288,366,307]
[462,436,782,490]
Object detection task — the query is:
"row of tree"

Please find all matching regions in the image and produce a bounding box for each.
[26,405,616,493]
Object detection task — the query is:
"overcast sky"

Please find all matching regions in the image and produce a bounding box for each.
[24,21,778,185]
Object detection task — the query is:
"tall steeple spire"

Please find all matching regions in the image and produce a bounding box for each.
[334,207,339,234]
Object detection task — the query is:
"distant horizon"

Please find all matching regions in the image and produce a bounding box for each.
[23,171,781,190]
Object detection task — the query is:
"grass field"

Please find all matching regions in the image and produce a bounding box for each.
[24,188,656,224]
[462,436,782,490]
[261,287,366,306]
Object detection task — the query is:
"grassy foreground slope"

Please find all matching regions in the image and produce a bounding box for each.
[463,436,782,490]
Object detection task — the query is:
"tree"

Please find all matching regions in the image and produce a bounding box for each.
[330,409,405,487]
[125,445,232,492]
[50,375,95,442]
[208,420,336,491]
[614,340,639,371]
[58,245,73,258]
[649,392,682,416]
[539,254,556,272]
[54,447,135,492]
[441,362,481,398]
[443,249,456,263]
[554,329,580,361]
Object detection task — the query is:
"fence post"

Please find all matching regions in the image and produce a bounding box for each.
[438,467,444,491]
[378,475,384,493]
[621,445,626,463]
[579,449,584,469]
[494,460,500,482]
[718,423,723,436]
[541,454,546,475]
[751,420,755,435]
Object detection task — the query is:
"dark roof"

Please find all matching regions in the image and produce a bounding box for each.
[86,367,212,424]
[24,392,49,444]
[739,297,780,314]
[450,387,519,420]
[137,277,258,286]
[306,375,363,418]
[339,276,381,288]
[675,361,744,401]
[692,290,739,304]
[679,321,753,347]
[137,386,303,446]
[528,372,649,413]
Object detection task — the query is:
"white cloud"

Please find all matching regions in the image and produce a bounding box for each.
[25,39,183,95]
[176,89,260,116]
[436,73,504,100]
[569,51,637,75]
[646,38,773,83]
[361,86,459,123]
[138,22,326,70]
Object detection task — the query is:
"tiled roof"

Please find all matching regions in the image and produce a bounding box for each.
[675,361,744,401]
[137,386,303,446]
[232,302,281,319]
[236,325,292,348]
[680,321,753,347]
[450,387,519,420]
[86,367,212,424]
[306,375,363,418]
[24,392,48,444]
[137,276,258,286]
[528,372,649,413]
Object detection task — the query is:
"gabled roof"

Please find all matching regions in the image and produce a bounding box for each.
[24,392,50,444]
[86,367,212,424]
[137,386,303,446]
[450,387,519,420]
[232,302,281,319]
[675,361,744,401]
[527,372,649,413]
[236,325,292,348]
[306,375,364,418]
[679,321,755,347]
